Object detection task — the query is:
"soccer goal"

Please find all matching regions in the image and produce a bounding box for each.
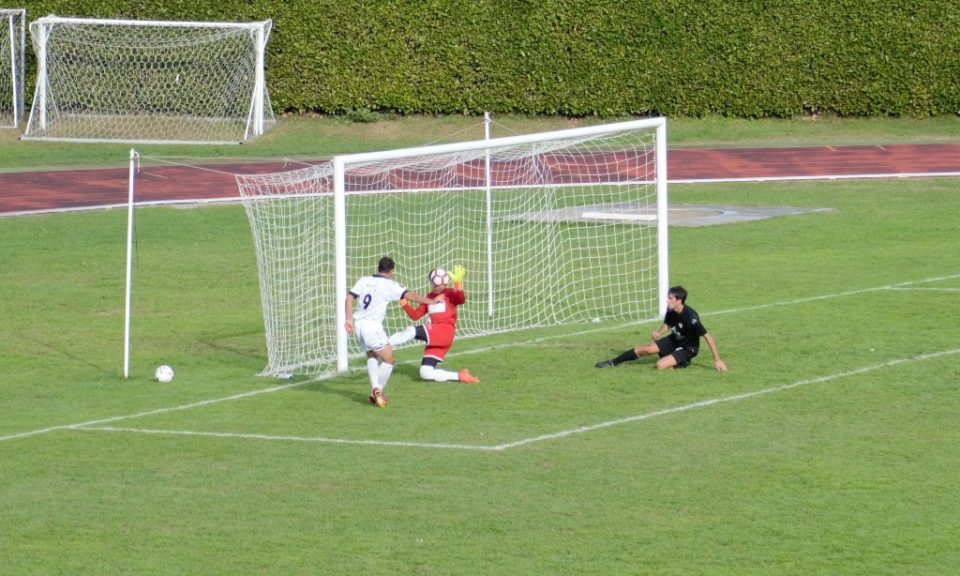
[24,15,274,144]
[237,118,669,376]
[0,8,25,128]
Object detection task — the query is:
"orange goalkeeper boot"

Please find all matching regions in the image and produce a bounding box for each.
[458,369,480,384]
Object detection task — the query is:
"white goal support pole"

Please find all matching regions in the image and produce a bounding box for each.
[24,15,274,144]
[333,156,349,374]
[655,120,670,315]
[0,8,25,128]
[248,24,267,140]
[239,117,669,377]
[483,112,495,318]
[123,149,139,379]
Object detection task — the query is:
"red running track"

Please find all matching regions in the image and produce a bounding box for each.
[1,143,958,216]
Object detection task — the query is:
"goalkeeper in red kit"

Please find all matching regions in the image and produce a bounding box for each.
[388,264,480,383]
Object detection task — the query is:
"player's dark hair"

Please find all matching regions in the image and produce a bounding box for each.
[669,285,688,303]
[378,256,395,273]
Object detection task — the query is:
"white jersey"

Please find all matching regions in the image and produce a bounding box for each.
[349,274,407,324]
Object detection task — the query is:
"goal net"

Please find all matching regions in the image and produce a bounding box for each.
[0,8,25,128]
[24,15,274,144]
[237,118,669,376]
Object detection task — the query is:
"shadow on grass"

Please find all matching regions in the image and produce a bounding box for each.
[293,363,429,406]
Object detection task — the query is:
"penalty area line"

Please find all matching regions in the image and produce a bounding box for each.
[885,287,960,293]
[69,425,499,451]
[491,347,960,451]
[3,272,958,445]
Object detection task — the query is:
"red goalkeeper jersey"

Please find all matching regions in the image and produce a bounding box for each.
[402,288,465,327]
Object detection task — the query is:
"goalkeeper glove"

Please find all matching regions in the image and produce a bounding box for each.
[449,264,466,287]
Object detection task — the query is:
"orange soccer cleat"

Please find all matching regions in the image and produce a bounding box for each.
[458,369,480,384]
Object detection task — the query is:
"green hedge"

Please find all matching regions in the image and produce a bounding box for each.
[16,0,960,117]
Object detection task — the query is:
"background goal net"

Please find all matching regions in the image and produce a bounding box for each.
[237,118,669,376]
[0,8,25,128]
[24,16,274,144]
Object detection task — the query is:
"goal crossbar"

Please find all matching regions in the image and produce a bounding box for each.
[338,118,668,164]
[31,16,271,29]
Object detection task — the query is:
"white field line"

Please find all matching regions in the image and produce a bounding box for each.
[493,348,960,451]
[2,272,958,446]
[72,347,960,451]
[885,287,960,292]
[710,274,960,316]
[707,273,960,318]
[484,272,960,352]
[0,372,336,443]
[69,426,499,452]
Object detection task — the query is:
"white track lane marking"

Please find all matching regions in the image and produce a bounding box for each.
[6,170,960,219]
[670,171,960,185]
[2,272,958,445]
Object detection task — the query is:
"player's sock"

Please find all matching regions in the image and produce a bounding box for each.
[388,326,416,346]
[378,362,394,389]
[612,349,638,365]
[367,358,379,389]
[420,365,458,382]
[436,369,459,381]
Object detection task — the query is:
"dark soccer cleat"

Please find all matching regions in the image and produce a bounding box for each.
[595,359,614,368]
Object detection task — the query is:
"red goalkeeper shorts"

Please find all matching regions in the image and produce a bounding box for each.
[423,323,456,362]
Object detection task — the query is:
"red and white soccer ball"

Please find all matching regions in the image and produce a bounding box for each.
[429,268,450,288]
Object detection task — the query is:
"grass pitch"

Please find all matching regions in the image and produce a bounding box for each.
[1,118,959,575]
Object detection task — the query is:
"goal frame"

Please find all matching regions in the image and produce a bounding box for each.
[24,15,273,144]
[332,117,670,372]
[0,8,25,128]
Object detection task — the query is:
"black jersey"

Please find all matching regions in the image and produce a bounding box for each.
[664,305,708,353]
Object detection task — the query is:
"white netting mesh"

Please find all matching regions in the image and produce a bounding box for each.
[238,121,665,376]
[24,16,274,143]
[0,9,25,127]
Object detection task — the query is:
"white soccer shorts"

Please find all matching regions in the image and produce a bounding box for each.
[353,319,389,352]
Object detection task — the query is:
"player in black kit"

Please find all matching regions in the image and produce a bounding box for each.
[595,285,727,371]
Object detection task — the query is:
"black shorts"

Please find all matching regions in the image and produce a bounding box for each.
[655,338,698,368]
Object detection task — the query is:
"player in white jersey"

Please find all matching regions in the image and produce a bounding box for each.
[344,256,436,408]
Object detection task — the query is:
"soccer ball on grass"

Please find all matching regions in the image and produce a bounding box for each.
[429,268,449,288]
[154,365,175,383]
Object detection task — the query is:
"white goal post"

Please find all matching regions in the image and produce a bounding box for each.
[0,8,25,128]
[237,118,669,376]
[24,15,274,144]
